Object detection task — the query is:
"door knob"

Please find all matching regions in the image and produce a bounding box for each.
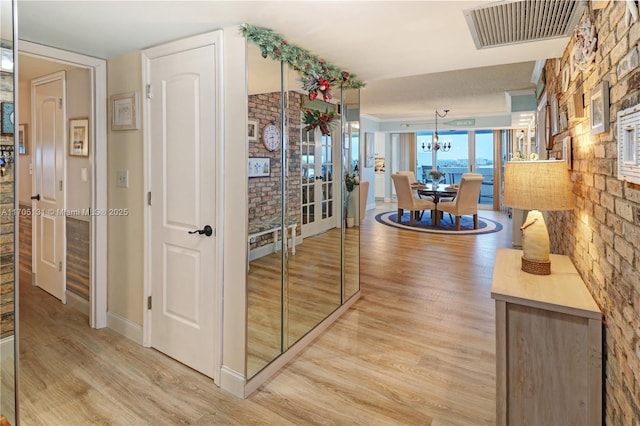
[31,194,40,201]
[188,225,213,237]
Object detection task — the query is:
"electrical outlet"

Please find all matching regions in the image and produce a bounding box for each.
[116,170,129,188]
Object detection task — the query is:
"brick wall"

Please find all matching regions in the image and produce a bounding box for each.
[248,91,301,249]
[544,2,640,423]
[0,67,14,339]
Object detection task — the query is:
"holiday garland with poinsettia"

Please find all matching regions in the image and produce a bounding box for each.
[302,109,334,136]
[241,24,365,105]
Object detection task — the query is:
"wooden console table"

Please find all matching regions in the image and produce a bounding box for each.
[491,248,602,426]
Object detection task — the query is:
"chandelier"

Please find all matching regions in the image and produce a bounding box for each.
[421,109,452,152]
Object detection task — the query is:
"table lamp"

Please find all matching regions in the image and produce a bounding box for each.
[503,160,574,275]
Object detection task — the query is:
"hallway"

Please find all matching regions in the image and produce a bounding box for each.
[18,203,512,425]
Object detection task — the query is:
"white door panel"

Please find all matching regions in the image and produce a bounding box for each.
[149,43,218,379]
[32,72,66,302]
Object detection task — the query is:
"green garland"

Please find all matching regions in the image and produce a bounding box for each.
[240,24,365,90]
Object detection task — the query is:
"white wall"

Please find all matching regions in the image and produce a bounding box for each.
[221,26,249,381]
[106,52,144,326]
[66,68,91,214]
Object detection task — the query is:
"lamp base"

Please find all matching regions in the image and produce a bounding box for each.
[521,256,551,275]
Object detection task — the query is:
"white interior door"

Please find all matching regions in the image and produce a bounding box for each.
[148,39,219,379]
[301,127,338,237]
[31,71,66,302]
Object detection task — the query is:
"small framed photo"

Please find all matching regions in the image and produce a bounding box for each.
[248,120,258,141]
[1,102,14,135]
[69,118,89,157]
[110,92,138,130]
[248,157,270,177]
[563,136,572,170]
[590,80,610,135]
[551,97,560,135]
[561,65,570,92]
[18,124,27,154]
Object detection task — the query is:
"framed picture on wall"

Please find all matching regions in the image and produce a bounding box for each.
[248,157,270,177]
[551,97,560,135]
[18,124,27,154]
[1,102,14,135]
[590,80,609,135]
[563,136,572,170]
[69,118,90,157]
[110,92,138,130]
[248,120,258,141]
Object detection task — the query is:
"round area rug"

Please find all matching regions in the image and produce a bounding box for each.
[375,210,503,235]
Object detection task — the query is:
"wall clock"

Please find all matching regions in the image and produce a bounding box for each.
[263,123,280,152]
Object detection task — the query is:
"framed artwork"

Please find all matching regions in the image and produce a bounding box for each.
[248,120,258,141]
[110,92,138,130]
[1,102,14,135]
[69,118,89,156]
[364,132,374,168]
[563,136,572,170]
[561,65,570,92]
[18,124,27,154]
[551,97,560,135]
[248,157,270,177]
[590,80,610,135]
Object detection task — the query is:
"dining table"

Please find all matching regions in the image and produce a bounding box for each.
[414,183,459,225]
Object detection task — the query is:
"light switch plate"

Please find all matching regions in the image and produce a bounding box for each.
[116,170,129,188]
[81,167,88,182]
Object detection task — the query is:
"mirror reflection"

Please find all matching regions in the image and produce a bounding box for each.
[342,88,360,301]
[246,43,284,378]
[246,40,360,379]
[285,65,341,348]
[0,0,16,423]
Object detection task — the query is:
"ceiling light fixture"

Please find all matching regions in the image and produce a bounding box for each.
[422,109,451,152]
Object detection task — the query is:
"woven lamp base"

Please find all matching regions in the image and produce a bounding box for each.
[521,256,551,275]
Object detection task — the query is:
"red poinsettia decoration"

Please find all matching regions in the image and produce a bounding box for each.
[300,74,335,102]
[302,109,334,136]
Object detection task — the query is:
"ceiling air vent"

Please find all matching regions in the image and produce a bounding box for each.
[464,0,586,49]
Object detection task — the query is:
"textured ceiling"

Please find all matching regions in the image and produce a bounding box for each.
[15,1,572,128]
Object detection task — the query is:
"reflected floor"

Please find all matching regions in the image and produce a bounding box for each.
[247,225,359,378]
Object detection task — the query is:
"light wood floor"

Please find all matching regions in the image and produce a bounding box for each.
[18,201,512,425]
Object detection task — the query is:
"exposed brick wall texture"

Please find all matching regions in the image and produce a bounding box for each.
[0,69,14,339]
[544,2,640,423]
[248,91,301,249]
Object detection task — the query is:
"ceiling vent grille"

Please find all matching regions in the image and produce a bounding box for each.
[464,0,586,49]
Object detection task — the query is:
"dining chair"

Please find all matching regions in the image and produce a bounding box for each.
[436,173,484,230]
[391,173,436,225]
[359,180,369,221]
[397,170,418,184]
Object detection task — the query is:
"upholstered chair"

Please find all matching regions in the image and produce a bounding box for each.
[391,173,436,225]
[359,180,369,221]
[436,173,484,230]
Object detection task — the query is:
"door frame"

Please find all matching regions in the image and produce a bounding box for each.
[19,41,108,328]
[141,31,224,383]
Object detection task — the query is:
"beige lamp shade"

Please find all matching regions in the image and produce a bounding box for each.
[503,160,574,211]
[504,160,574,275]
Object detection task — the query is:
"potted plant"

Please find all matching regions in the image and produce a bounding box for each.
[428,170,445,185]
[344,172,360,227]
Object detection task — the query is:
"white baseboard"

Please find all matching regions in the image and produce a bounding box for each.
[66,291,90,316]
[107,310,143,344]
[219,365,246,398]
[367,202,376,211]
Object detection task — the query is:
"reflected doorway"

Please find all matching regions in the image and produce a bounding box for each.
[301,127,338,238]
